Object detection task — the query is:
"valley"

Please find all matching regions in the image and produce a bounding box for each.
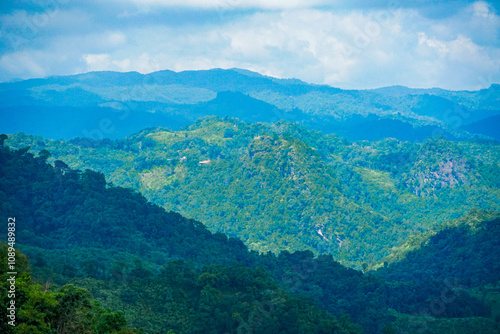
[1,70,499,334]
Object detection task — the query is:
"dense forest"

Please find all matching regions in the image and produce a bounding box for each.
[1,0,500,331]
[1,137,499,333]
[0,243,140,334]
[6,117,500,268]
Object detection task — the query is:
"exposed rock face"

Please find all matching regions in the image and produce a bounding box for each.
[404,139,473,196]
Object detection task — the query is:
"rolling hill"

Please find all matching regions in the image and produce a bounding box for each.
[6,117,500,269]
[1,139,499,333]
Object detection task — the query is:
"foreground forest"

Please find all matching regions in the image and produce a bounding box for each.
[6,117,500,268]
[1,138,499,333]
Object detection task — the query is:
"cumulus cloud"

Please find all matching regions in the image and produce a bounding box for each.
[124,0,330,10]
[0,0,499,89]
[82,53,112,71]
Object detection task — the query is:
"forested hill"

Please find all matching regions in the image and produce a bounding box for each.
[1,68,499,141]
[0,137,362,333]
[1,137,499,333]
[7,117,500,268]
[0,244,141,334]
[373,211,500,333]
[376,211,500,289]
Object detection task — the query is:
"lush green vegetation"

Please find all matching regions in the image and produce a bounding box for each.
[1,137,499,333]
[7,117,499,269]
[0,139,364,333]
[2,69,499,334]
[371,210,500,333]
[0,243,139,334]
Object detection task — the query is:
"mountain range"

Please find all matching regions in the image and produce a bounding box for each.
[1,140,499,333]
[6,116,500,269]
[1,68,500,142]
[1,68,500,333]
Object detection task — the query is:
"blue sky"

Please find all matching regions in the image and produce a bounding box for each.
[0,0,499,89]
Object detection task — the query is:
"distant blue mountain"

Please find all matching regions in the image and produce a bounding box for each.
[462,114,500,141]
[1,68,498,141]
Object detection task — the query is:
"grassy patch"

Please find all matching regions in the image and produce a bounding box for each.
[140,167,176,191]
[355,167,396,191]
[147,120,236,145]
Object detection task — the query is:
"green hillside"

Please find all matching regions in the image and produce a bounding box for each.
[6,117,500,268]
[1,139,499,333]
[0,139,365,333]
[0,244,140,334]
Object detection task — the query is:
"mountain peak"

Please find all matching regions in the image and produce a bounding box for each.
[228,68,264,77]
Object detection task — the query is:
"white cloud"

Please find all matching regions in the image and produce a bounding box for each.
[472,1,496,18]
[125,0,329,10]
[411,32,500,89]
[83,53,112,71]
[0,1,499,89]
[131,53,163,73]
[82,52,163,73]
[418,32,450,57]
[0,51,47,78]
[108,32,127,46]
